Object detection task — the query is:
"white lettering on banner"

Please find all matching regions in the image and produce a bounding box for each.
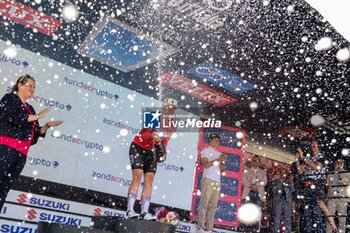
[0,0,61,35]
[195,66,226,81]
[166,0,225,30]
[161,72,237,106]
[194,66,252,92]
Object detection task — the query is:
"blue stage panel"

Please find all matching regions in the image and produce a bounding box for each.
[188,61,254,94]
[225,153,241,172]
[78,17,178,72]
[221,176,239,197]
[202,128,243,149]
[215,200,237,222]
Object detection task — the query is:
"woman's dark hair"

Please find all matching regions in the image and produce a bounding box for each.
[12,74,35,93]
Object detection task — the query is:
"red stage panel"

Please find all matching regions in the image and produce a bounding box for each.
[160,72,237,106]
[0,0,61,36]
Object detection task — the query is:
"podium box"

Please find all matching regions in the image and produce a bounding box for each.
[37,222,112,233]
[114,218,175,233]
[38,217,176,233]
[91,216,123,231]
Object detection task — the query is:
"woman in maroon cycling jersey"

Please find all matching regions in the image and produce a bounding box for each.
[126,98,177,220]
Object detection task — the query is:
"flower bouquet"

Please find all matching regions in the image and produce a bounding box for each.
[155,207,181,227]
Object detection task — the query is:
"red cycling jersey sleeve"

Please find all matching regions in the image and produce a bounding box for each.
[132,128,155,151]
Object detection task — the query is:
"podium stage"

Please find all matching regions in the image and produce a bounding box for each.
[37,216,176,233]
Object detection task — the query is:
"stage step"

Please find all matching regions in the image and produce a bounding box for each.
[92,216,176,233]
[38,217,176,233]
[92,216,123,231]
[37,222,112,233]
[115,218,175,233]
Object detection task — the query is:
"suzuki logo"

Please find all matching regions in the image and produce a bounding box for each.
[93,208,103,216]
[17,193,27,204]
[27,209,37,220]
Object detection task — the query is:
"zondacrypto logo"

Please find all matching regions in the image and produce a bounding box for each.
[0,53,29,68]
[63,77,119,100]
[142,107,221,132]
[6,86,72,111]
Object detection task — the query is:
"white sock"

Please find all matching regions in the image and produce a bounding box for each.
[141,195,151,214]
[127,193,137,212]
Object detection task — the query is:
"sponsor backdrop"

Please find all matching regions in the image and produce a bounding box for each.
[0,39,198,210]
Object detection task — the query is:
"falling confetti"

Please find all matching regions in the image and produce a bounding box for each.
[3,46,17,58]
[336,48,350,62]
[237,203,262,224]
[341,148,349,156]
[310,115,325,127]
[250,102,258,111]
[314,37,333,51]
[102,146,111,154]
[62,4,79,22]
[120,128,128,136]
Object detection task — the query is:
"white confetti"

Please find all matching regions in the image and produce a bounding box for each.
[315,37,333,51]
[236,132,243,139]
[341,148,349,156]
[310,115,325,127]
[120,129,128,136]
[336,48,350,62]
[3,47,17,58]
[250,102,258,110]
[102,146,111,154]
[62,4,79,22]
[238,203,262,224]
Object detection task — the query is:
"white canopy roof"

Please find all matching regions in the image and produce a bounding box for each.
[304,0,350,43]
